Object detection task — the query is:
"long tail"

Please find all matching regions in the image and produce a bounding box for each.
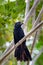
[14,45,32,61]
[24,46,32,61]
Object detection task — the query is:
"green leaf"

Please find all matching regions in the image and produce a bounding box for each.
[35,53,43,65]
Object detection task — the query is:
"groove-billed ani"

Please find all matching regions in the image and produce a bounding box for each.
[13,22,32,61]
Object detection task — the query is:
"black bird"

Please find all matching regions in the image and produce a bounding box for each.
[13,22,32,61]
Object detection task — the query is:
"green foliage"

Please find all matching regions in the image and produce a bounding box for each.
[27,17,32,31]
[0,0,26,53]
[0,36,6,46]
[35,53,43,65]
[0,0,5,5]
[36,30,43,49]
[0,0,25,19]
[30,0,34,9]
[36,0,43,18]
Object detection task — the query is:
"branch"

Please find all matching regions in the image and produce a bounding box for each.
[25,0,30,17]
[24,0,30,35]
[22,0,40,28]
[1,40,14,58]
[0,21,43,64]
[32,0,36,26]
[33,6,43,27]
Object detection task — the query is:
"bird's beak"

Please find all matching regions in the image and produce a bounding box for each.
[21,23,23,26]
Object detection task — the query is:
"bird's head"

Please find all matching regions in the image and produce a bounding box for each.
[15,22,23,29]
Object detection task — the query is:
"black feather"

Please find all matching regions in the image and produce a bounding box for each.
[13,22,32,61]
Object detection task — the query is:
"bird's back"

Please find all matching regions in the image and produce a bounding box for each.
[14,25,25,45]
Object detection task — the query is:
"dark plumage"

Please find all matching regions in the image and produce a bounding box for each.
[13,22,32,61]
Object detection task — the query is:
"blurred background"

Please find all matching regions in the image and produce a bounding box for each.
[0,0,43,65]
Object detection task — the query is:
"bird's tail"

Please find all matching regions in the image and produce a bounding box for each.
[24,45,32,61]
[14,45,32,61]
